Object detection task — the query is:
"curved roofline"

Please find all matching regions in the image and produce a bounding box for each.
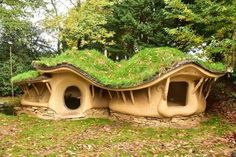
[14,75,51,85]
[34,62,225,91]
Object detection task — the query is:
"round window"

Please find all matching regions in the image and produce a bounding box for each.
[64,86,81,110]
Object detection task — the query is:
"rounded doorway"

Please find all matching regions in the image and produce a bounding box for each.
[64,86,81,110]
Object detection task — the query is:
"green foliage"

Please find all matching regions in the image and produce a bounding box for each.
[164,0,236,61]
[1,0,234,95]
[14,47,225,87]
[106,0,171,55]
[0,0,46,39]
[61,0,114,50]
[57,0,235,62]
[0,54,36,96]
[0,0,52,96]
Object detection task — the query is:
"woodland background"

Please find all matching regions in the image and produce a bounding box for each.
[0,0,235,96]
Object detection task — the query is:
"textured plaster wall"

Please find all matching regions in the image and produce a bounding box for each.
[19,66,221,119]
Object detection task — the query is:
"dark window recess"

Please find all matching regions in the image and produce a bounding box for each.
[167,82,188,106]
[64,86,81,110]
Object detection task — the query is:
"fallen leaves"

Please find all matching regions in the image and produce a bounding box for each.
[0,114,235,156]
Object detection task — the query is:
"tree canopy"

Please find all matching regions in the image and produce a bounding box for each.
[0,0,51,95]
[1,0,236,95]
[164,0,236,61]
[56,0,236,60]
[106,0,172,55]
[61,0,114,51]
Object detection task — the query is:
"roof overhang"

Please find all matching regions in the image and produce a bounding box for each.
[14,75,51,85]
[33,62,225,91]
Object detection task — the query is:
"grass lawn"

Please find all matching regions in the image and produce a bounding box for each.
[0,112,235,156]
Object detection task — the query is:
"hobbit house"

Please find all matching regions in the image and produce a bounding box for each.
[12,47,226,119]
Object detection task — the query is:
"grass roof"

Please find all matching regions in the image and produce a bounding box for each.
[11,70,40,83]
[12,47,226,87]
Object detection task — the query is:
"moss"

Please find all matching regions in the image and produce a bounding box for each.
[11,70,40,83]
[12,47,226,87]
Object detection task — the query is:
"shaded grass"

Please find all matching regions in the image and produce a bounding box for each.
[0,97,20,115]
[0,114,235,156]
[12,47,225,87]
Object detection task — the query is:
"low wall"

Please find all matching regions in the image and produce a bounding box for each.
[110,111,206,128]
[14,106,110,120]
[84,108,110,118]
[13,106,206,127]
[82,109,206,128]
[14,106,56,120]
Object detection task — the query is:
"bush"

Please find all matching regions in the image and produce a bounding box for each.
[0,55,33,96]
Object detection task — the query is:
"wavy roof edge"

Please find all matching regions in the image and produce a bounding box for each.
[12,47,226,88]
[13,60,225,90]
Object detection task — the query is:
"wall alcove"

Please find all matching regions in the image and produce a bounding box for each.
[167,82,188,106]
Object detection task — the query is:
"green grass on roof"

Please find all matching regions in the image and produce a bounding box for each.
[12,47,226,87]
[11,70,40,83]
[196,60,225,72]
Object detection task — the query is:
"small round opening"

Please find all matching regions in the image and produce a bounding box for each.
[64,86,81,110]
